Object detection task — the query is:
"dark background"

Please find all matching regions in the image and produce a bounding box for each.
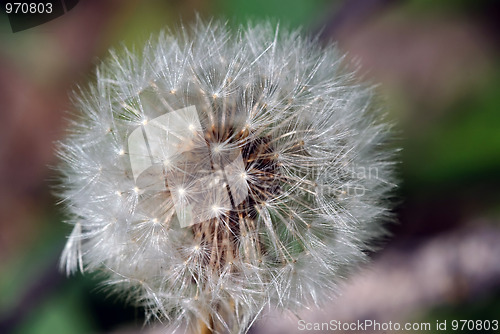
[0,0,499,333]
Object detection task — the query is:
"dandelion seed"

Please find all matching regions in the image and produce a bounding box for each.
[57,19,397,334]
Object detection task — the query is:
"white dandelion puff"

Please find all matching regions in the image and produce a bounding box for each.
[57,19,397,334]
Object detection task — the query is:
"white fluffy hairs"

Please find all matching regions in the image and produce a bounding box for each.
[57,18,396,334]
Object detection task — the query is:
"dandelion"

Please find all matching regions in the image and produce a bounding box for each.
[57,19,396,334]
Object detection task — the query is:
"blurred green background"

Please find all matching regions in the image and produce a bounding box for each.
[0,0,499,333]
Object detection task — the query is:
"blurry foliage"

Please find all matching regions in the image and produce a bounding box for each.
[11,281,95,334]
[422,288,500,334]
[403,68,500,190]
[212,0,334,28]
[407,0,496,13]
[113,1,177,49]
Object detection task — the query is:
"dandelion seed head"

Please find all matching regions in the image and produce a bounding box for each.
[57,19,397,334]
